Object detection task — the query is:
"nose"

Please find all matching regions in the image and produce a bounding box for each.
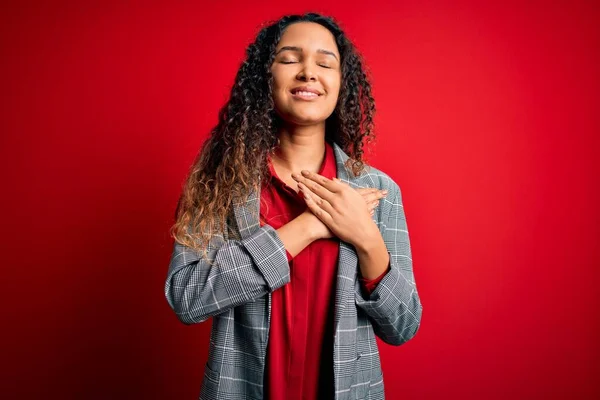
[296,62,317,81]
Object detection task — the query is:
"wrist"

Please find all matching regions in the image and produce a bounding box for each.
[354,230,385,254]
[298,211,322,241]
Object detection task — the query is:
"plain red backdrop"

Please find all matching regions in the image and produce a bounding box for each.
[1,0,598,399]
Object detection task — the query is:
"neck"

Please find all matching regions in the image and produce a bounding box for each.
[272,122,327,174]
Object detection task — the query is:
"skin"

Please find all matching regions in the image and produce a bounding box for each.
[271,22,389,280]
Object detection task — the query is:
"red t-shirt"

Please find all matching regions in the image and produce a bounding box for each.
[259,141,387,400]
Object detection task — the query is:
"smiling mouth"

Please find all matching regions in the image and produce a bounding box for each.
[290,90,322,100]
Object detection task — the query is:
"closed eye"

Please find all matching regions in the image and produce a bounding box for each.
[280,61,332,69]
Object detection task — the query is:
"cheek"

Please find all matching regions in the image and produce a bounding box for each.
[327,79,342,101]
[327,75,342,95]
[271,71,289,97]
[270,66,280,85]
[269,77,284,101]
[272,86,287,104]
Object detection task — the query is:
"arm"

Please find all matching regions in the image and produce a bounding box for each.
[165,214,317,325]
[354,183,423,345]
[358,264,390,295]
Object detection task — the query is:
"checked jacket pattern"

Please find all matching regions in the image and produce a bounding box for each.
[165,141,423,399]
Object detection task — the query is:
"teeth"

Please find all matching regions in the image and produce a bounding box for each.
[294,91,318,96]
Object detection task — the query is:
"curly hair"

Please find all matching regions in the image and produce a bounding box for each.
[170,12,377,260]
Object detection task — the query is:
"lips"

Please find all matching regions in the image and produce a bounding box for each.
[290,86,323,95]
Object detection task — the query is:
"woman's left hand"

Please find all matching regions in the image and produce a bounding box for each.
[291,170,380,248]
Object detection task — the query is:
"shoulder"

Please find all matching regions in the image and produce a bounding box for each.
[354,164,402,200]
[332,141,404,201]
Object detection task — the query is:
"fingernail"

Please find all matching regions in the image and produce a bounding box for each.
[382,190,388,194]
[301,170,310,176]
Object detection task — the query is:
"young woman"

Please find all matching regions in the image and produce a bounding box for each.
[165,12,423,400]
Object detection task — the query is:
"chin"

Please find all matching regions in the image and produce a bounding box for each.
[290,109,331,122]
[289,116,327,125]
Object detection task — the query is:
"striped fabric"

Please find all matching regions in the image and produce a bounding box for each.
[165,141,423,399]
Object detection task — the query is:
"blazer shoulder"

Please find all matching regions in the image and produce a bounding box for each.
[358,164,401,197]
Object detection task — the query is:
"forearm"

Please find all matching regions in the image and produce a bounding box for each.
[355,233,389,280]
[354,183,423,346]
[166,225,290,324]
[277,212,318,258]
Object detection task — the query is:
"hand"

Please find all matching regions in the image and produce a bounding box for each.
[359,187,389,217]
[301,186,387,240]
[292,170,386,245]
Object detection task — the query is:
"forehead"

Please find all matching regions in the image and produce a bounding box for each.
[276,22,339,55]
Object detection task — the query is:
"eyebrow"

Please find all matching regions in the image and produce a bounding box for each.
[275,46,339,61]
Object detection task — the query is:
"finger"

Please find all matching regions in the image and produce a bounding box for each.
[356,187,380,196]
[292,173,336,202]
[333,177,353,189]
[299,170,342,194]
[299,183,333,222]
[368,201,379,212]
[362,191,387,204]
[364,193,386,204]
[297,182,335,215]
[356,187,387,196]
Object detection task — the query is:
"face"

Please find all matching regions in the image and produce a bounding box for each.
[270,22,342,126]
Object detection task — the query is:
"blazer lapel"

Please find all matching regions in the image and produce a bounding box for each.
[331,142,360,333]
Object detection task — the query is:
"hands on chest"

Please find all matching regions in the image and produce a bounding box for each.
[291,170,387,247]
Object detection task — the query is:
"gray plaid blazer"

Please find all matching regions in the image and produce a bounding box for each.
[165,141,423,399]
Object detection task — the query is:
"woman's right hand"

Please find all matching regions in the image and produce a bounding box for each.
[303,187,387,240]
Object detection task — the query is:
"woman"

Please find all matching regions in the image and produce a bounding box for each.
[165,12,423,400]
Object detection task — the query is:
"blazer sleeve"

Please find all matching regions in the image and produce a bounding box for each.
[354,182,423,345]
[164,224,290,325]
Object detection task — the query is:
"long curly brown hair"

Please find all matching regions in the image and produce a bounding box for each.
[170,12,377,259]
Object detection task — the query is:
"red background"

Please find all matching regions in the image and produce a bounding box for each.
[2,1,599,399]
